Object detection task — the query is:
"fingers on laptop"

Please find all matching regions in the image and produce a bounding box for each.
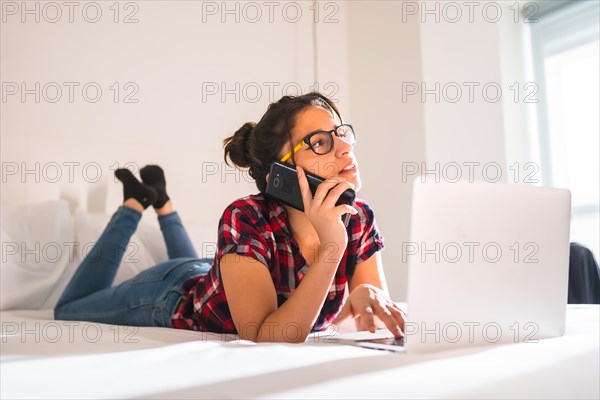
[387,304,406,335]
[360,302,404,338]
[332,301,353,325]
[376,301,405,338]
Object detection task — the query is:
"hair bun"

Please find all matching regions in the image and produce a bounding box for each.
[239,122,255,150]
[223,122,256,169]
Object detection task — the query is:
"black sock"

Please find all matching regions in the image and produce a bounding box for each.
[140,165,170,209]
[115,168,157,209]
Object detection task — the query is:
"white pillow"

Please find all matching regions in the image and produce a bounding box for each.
[0,201,75,310]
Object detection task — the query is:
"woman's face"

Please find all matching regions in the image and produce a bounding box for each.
[281,106,361,192]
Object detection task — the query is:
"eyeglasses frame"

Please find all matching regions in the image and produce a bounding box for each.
[279,124,355,163]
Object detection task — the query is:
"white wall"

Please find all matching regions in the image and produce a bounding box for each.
[343,1,426,301]
[1,1,315,220]
[1,1,536,301]
[419,10,507,168]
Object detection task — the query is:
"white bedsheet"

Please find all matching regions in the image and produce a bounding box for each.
[1,305,599,399]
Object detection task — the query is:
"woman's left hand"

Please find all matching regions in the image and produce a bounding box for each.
[332,284,406,338]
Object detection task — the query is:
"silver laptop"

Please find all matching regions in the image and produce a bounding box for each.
[334,180,571,353]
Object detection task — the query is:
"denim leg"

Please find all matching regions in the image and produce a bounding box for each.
[54,259,212,327]
[158,211,198,259]
[55,206,141,310]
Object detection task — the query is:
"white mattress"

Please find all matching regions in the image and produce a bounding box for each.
[1,305,599,399]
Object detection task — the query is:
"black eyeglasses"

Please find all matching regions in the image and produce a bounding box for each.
[280,124,356,162]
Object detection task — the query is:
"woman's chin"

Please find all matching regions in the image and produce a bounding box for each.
[332,171,361,193]
[348,175,361,193]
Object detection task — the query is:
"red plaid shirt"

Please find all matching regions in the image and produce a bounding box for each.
[171,193,385,333]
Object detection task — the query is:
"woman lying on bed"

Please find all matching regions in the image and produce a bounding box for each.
[54,92,406,343]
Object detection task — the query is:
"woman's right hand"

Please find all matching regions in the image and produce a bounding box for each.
[296,166,357,256]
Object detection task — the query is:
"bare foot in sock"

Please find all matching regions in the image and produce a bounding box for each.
[115,168,157,210]
[140,165,171,210]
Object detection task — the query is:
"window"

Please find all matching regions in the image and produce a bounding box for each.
[530,0,600,259]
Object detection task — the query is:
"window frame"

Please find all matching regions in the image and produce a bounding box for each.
[529,0,600,190]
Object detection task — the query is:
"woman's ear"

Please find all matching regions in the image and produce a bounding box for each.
[265,173,269,185]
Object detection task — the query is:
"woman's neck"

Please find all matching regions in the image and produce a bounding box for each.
[284,205,320,247]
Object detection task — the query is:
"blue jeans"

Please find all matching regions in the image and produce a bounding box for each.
[54,206,213,328]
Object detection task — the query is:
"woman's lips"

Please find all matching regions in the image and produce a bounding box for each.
[339,164,357,174]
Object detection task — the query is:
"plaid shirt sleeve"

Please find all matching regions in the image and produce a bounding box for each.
[215,202,272,269]
[355,199,385,263]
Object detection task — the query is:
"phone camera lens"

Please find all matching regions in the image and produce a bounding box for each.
[273,177,280,187]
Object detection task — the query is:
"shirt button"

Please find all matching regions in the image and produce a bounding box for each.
[155,307,161,313]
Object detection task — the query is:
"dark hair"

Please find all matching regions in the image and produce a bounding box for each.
[223,91,342,193]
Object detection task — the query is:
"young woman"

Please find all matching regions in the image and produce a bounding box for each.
[54,92,405,343]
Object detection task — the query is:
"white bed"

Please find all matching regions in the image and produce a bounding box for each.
[1,201,599,399]
[1,305,598,399]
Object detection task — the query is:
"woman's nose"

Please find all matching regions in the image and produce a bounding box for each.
[333,134,353,155]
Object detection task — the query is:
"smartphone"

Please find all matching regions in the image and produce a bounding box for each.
[265,161,356,226]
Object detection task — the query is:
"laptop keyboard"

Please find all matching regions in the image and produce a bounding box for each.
[358,337,405,346]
